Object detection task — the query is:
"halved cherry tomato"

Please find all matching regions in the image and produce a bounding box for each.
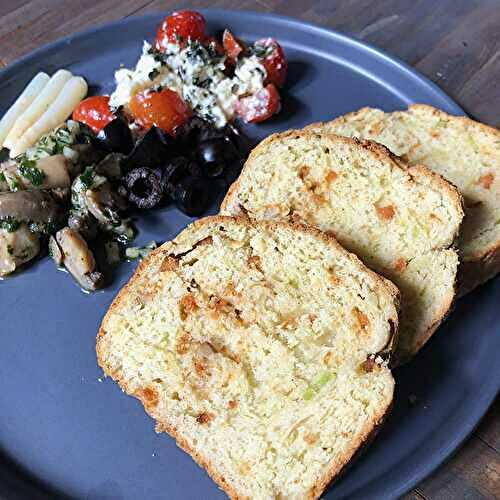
[129,88,192,135]
[254,38,287,88]
[155,10,206,50]
[222,29,246,64]
[235,84,281,123]
[72,96,114,133]
[203,35,224,56]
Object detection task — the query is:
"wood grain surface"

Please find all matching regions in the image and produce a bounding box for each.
[1,1,499,499]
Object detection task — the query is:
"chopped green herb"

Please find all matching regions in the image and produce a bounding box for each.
[0,171,6,183]
[18,158,45,186]
[248,43,272,58]
[7,245,14,255]
[0,217,21,232]
[79,167,95,190]
[28,220,56,235]
[9,177,21,192]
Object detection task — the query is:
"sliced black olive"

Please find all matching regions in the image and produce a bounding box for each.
[197,138,239,178]
[125,126,175,170]
[152,166,168,194]
[125,167,163,209]
[96,118,134,155]
[173,176,212,216]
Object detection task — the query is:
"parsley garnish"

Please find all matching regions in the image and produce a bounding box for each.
[28,220,57,235]
[10,177,21,192]
[0,217,21,233]
[79,167,95,190]
[18,158,45,186]
[0,172,5,183]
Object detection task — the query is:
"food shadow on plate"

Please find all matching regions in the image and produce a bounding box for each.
[378,277,498,437]
[326,282,499,497]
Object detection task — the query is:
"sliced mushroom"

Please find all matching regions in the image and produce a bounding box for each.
[71,143,107,172]
[35,155,71,189]
[68,212,98,241]
[48,235,63,266]
[0,159,19,192]
[85,183,128,225]
[95,153,125,180]
[55,227,104,291]
[0,223,40,276]
[0,190,64,230]
[0,155,70,191]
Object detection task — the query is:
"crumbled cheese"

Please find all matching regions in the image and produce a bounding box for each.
[109,40,267,128]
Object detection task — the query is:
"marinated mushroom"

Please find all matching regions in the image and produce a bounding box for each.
[0,223,40,276]
[48,235,63,266]
[68,212,98,241]
[0,155,71,191]
[55,227,104,291]
[95,153,126,181]
[85,183,128,225]
[0,190,64,231]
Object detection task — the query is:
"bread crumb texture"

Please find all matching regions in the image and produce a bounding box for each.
[97,216,398,499]
[307,104,500,293]
[221,131,463,361]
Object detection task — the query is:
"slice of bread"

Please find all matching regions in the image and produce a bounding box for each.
[221,131,464,363]
[97,215,399,499]
[305,105,500,294]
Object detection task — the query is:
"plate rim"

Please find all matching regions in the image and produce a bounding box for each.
[0,8,497,500]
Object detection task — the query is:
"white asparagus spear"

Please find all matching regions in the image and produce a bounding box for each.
[10,76,88,157]
[0,72,50,147]
[4,69,73,151]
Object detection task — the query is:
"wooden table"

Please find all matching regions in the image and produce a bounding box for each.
[1,1,499,498]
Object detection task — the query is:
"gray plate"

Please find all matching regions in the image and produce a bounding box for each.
[0,9,498,500]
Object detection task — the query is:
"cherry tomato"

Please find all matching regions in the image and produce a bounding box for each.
[222,29,246,64]
[254,38,287,88]
[72,96,114,133]
[203,36,224,56]
[155,10,206,50]
[235,84,281,123]
[129,88,192,135]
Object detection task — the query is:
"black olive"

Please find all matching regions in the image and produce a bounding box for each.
[125,167,163,209]
[174,116,226,146]
[152,166,168,194]
[96,118,134,155]
[125,126,176,170]
[224,122,253,156]
[173,176,212,216]
[197,138,239,178]
[164,157,189,191]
